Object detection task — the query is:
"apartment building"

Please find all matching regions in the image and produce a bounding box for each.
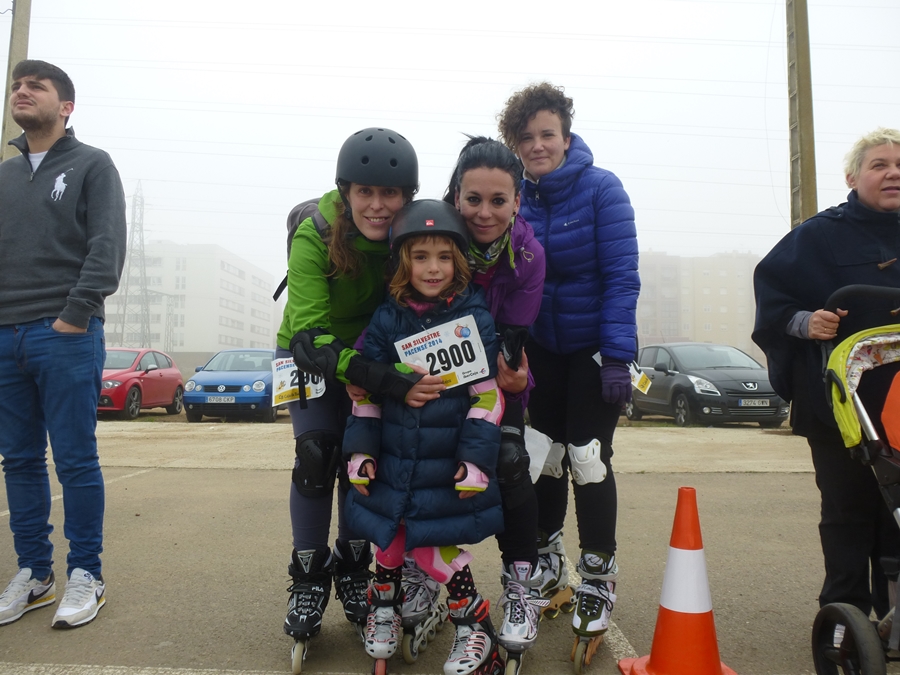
[637,251,763,362]
[105,241,280,363]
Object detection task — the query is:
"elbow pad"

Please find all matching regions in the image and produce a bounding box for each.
[344,355,423,401]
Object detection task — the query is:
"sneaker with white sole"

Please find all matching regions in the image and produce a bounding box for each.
[51,568,105,628]
[0,568,56,626]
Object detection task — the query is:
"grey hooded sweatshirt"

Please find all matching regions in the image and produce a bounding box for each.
[0,128,127,328]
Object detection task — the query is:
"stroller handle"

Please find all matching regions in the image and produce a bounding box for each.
[824,284,900,313]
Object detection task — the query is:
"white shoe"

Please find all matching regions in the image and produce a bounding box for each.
[51,568,106,628]
[498,562,547,651]
[0,568,56,625]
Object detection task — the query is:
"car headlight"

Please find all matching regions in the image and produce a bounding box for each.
[184,381,196,392]
[195,384,203,392]
[252,380,266,392]
[102,380,122,389]
[687,375,720,396]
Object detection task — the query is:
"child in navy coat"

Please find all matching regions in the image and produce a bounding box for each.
[343,200,505,675]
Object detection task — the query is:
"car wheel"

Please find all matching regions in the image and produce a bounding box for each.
[759,420,784,429]
[119,387,142,420]
[624,401,642,421]
[165,387,184,415]
[260,406,277,423]
[673,393,692,427]
[186,409,203,423]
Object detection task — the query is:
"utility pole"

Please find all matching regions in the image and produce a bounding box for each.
[786,0,817,228]
[1,0,31,162]
[116,181,152,347]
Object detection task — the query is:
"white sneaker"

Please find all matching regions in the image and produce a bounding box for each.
[51,568,105,628]
[0,568,56,625]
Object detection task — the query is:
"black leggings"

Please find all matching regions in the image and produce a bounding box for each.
[527,340,620,554]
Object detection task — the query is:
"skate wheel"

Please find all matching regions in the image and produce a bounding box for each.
[401,632,419,664]
[372,658,388,675]
[505,652,522,675]
[542,607,561,620]
[426,625,437,641]
[572,639,587,675]
[291,639,307,675]
[561,600,577,614]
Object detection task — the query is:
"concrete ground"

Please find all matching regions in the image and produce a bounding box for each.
[0,415,882,674]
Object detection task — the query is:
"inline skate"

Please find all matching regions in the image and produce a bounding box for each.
[570,551,617,674]
[537,529,575,619]
[365,574,403,675]
[399,558,448,663]
[284,548,332,674]
[444,593,504,675]
[498,562,548,675]
[333,538,372,640]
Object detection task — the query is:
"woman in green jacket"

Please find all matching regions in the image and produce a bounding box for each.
[275,128,443,669]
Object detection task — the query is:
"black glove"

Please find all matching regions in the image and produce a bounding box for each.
[289,328,347,381]
[344,355,424,401]
[499,325,529,371]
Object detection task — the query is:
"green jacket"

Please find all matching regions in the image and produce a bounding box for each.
[276,190,391,380]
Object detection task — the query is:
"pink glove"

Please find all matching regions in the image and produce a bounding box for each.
[455,461,489,492]
[348,453,376,485]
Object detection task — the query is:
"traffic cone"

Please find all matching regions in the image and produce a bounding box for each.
[618,487,737,675]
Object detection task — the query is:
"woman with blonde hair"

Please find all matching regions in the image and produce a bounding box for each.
[754,127,900,620]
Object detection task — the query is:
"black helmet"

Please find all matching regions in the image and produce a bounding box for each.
[389,200,470,255]
[335,127,418,189]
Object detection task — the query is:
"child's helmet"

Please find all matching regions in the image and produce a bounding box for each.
[335,127,419,190]
[389,199,470,255]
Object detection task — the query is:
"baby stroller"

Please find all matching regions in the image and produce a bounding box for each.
[811,285,900,675]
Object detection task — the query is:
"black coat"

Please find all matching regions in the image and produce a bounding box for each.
[752,190,900,436]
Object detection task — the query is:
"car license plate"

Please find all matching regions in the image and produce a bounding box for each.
[206,396,235,403]
[738,398,769,407]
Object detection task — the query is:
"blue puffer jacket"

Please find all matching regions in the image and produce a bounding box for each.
[342,286,504,552]
[519,133,640,362]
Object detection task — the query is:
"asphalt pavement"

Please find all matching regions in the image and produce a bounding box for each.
[0,418,856,675]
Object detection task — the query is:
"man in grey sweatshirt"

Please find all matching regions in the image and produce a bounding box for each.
[0,60,126,630]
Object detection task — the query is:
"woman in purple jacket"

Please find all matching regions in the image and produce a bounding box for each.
[443,136,546,662]
[498,83,640,655]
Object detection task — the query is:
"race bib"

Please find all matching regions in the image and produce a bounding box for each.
[592,352,651,394]
[630,361,652,394]
[393,315,490,389]
[272,357,326,405]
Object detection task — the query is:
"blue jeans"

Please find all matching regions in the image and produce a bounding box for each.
[0,317,105,579]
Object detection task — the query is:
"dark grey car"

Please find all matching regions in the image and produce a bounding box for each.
[626,342,790,427]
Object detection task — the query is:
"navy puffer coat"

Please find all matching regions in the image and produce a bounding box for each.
[342,286,504,552]
[519,134,640,362]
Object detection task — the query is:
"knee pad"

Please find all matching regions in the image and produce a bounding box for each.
[541,442,566,479]
[412,546,473,585]
[292,430,341,497]
[497,433,532,508]
[497,434,531,487]
[567,439,608,485]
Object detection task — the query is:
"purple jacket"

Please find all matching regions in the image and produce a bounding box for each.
[475,214,545,407]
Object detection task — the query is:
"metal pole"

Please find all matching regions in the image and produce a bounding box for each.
[1,0,31,162]
[786,0,818,228]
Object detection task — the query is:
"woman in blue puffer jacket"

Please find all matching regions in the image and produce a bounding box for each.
[498,82,640,645]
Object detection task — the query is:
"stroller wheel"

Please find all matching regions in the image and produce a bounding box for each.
[812,602,885,675]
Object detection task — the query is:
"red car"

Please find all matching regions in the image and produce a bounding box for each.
[99,348,184,420]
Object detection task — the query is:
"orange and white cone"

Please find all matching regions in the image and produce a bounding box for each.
[618,487,737,675]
